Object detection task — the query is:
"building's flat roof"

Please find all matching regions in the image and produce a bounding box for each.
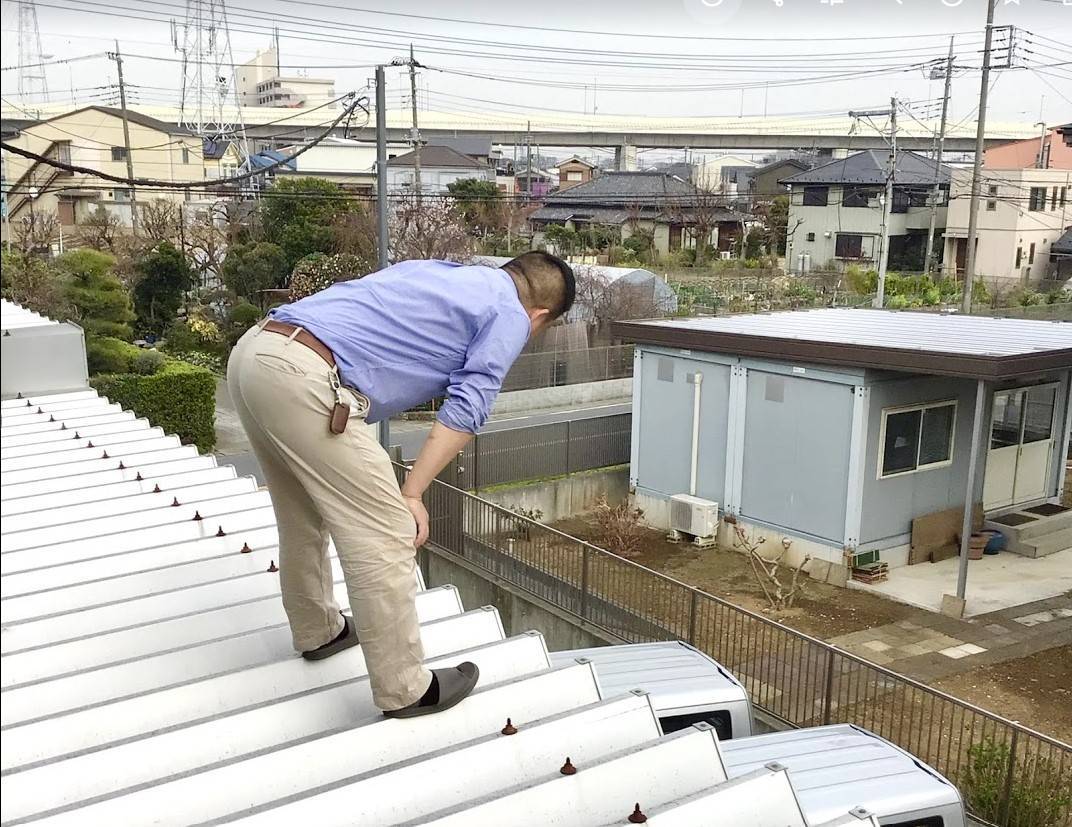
[615,309,1072,380]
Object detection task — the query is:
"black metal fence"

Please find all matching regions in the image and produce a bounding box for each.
[502,346,633,392]
[406,472,1072,827]
[445,413,632,490]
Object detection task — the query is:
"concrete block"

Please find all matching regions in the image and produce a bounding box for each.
[941,593,966,618]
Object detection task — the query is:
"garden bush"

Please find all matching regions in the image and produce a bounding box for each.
[133,349,167,375]
[91,360,216,452]
[961,738,1072,827]
[86,336,141,375]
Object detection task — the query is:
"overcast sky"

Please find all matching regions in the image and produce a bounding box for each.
[2,0,1069,157]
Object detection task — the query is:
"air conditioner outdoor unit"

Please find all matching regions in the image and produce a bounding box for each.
[669,493,720,544]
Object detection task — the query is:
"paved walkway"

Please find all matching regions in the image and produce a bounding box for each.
[829,591,1072,682]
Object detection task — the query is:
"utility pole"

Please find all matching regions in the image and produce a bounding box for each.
[961,0,998,315]
[375,64,390,451]
[525,120,533,202]
[849,100,898,307]
[408,44,422,202]
[925,38,955,277]
[375,65,389,271]
[111,41,139,236]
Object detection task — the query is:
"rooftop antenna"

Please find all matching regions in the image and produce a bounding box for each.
[17,0,50,103]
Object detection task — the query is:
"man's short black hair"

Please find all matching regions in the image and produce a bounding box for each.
[502,251,575,320]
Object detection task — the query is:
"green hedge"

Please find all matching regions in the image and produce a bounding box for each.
[91,360,216,453]
[86,336,142,375]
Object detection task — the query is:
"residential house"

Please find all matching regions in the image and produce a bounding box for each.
[435,136,498,168]
[530,171,743,257]
[516,167,556,198]
[985,127,1072,171]
[2,105,209,240]
[271,136,409,193]
[750,158,812,200]
[616,310,1072,590]
[1052,227,1072,281]
[235,44,336,108]
[385,145,494,195]
[693,154,759,192]
[942,167,1071,286]
[782,150,949,273]
[557,155,597,191]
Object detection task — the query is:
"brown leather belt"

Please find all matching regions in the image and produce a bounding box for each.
[261,319,336,367]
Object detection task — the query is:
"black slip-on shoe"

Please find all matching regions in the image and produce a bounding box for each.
[382,662,480,719]
[301,614,359,661]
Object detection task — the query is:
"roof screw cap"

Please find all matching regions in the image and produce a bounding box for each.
[153,483,162,493]
[216,525,227,537]
[172,497,181,506]
[501,718,518,736]
[49,415,55,422]
[559,757,577,776]
[135,471,143,481]
[117,461,125,469]
[18,392,24,399]
[192,510,203,521]
[267,560,279,572]
[628,803,648,824]
[60,423,67,430]
[36,407,43,414]
[240,542,253,553]
[101,450,109,459]
[87,441,94,448]
[74,431,80,439]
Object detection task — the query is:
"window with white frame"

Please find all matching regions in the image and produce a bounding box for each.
[880,400,956,477]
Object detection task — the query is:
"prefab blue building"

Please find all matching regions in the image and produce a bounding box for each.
[615,310,1072,585]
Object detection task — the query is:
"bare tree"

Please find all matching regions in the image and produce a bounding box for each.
[76,205,123,251]
[572,263,665,340]
[389,195,473,262]
[331,204,378,275]
[13,210,60,256]
[140,199,182,245]
[669,185,729,266]
[184,204,229,285]
[733,526,811,611]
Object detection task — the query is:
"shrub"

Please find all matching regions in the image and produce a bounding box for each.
[162,320,203,353]
[228,301,261,329]
[592,495,646,558]
[91,360,216,452]
[169,350,225,373]
[86,336,141,375]
[288,252,365,302]
[133,349,166,375]
[961,738,1072,827]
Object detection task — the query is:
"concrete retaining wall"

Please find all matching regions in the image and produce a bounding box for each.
[490,378,632,416]
[479,466,629,523]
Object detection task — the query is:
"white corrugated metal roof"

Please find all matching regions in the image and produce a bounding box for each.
[1,387,866,825]
[629,308,1072,358]
[1,300,60,330]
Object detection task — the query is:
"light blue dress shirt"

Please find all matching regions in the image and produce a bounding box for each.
[272,259,531,433]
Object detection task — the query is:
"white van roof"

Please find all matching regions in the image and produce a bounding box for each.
[549,641,748,712]
[721,724,962,823]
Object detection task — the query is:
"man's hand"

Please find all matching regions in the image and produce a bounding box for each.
[403,495,429,548]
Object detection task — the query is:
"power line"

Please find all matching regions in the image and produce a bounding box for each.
[1,92,366,189]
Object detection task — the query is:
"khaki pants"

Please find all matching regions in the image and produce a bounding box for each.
[227,325,431,710]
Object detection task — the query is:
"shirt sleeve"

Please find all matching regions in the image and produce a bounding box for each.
[436,310,529,434]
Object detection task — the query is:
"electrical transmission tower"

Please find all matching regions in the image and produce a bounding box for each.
[17,0,50,102]
[171,0,238,138]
